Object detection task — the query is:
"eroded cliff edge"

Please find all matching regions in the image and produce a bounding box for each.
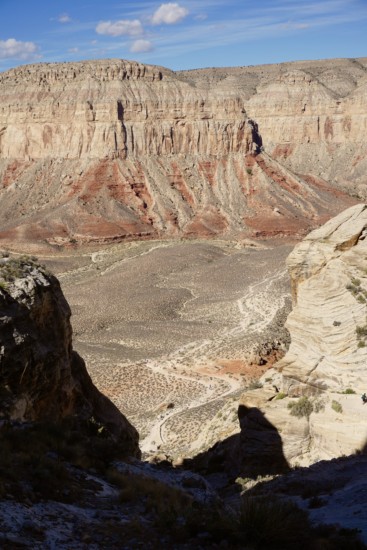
[239,204,367,466]
[0,58,360,248]
[0,254,140,458]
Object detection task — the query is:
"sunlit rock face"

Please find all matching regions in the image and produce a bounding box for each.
[240,205,367,466]
[0,58,361,248]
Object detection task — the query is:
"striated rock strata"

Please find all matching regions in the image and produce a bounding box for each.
[0,255,139,457]
[239,205,367,466]
[0,58,361,247]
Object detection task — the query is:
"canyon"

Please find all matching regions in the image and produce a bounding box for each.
[0,57,366,248]
[1,56,367,547]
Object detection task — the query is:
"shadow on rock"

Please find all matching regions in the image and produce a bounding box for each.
[184,404,290,479]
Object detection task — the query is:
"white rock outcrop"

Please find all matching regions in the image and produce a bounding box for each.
[240,204,367,465]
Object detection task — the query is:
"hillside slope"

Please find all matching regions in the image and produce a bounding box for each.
[0,58,362,248]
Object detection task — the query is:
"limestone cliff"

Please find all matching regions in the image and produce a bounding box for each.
[180,57,367,199]
[239,205,367,465]
[0,254,139,457]
[0,58,359,247]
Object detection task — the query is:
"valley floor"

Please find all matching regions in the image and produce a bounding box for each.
[42,238,292,459]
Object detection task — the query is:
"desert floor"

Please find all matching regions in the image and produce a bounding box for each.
[41,238,292,459]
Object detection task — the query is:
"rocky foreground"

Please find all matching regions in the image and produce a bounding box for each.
[1,208,367,547]
[0,57,365,248]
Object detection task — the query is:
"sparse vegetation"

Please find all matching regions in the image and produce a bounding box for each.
[237,496,312,549]
[346,277,367,347]
[341,388,356,394]
[248,379,263,390]
[287,396,314,418]
[313,399,325,413]
[0,254,49,284]
[331,400,343,414]
[0,280,9,291]
[0,417,127,502]
[275,392,287,400]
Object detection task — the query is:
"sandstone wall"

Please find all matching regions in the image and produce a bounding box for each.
[0,60,256,160]
[0,57,364,245]
[240,205,367,465]
[181,58,367,197]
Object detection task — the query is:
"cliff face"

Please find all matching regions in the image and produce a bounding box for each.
[239,205,367,466]
[0,255,139,457]
[0,58,360,247]
[0,60,256,159]
[181,57,367,198]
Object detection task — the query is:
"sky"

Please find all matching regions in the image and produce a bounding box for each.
[0,1,366,73]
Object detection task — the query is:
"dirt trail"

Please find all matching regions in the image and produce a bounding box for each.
[43,239,292,458]
[140,267,288,455]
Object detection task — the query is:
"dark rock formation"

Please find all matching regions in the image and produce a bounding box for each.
[0,255,139,457]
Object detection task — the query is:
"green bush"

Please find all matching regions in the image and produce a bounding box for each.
[275,392,287,400]
[287,396,314,418]
[341,388,356,394]
[356,325,367,337]
[331,400,343,414]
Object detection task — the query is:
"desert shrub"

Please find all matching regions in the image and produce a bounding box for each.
[246,168,253,176]
[0,417,126,502]
[237,496,312,549]
[248,379,263,390]
[358,341,366,348]
[0,255,48,283]
[341,388,356,394]
[346,283,356,291]
[287,396,314,418]
[106,469,192,517]
[313,399,325,413]
[356,325,367,337]
[351,278,361,287]
[331,400,343,414]
[275,392,287,400]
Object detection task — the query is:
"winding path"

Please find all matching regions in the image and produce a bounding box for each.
[140,267,288,454]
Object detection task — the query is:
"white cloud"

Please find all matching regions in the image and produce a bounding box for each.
[68,47,79,53]
[96,19,143,37]
[58,13,72,24]
[0,38,39,60]
[130,39,154,53]
[151,3,189,25]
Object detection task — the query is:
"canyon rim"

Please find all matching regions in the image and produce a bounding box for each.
[1,55,367,548]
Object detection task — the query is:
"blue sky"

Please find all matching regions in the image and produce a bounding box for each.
[0,1,366,72]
